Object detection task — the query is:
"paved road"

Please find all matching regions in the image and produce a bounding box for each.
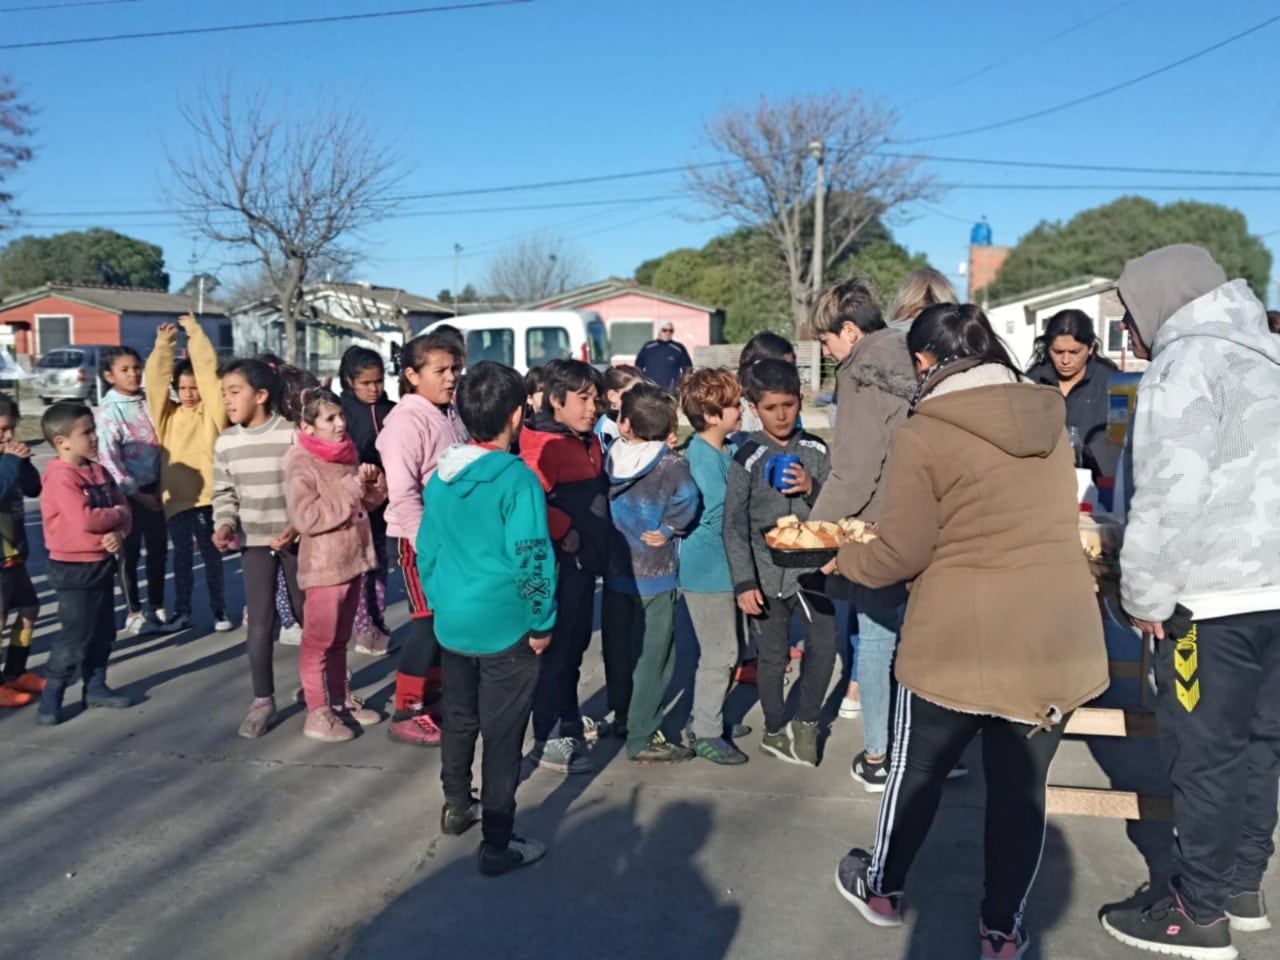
[1,511,1276,960]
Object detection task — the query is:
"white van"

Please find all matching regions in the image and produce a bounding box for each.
[424,310,610,374]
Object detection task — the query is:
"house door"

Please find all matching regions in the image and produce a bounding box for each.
[36,315,72,355]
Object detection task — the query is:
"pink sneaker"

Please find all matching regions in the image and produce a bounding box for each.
[304,706,355,742]
[237,696,277,739]
[387,711,441,747]
[338,694,382,726]
[352,627,392,656]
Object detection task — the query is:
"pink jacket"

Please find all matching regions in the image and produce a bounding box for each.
[41,458,132,562]
[283,446,388,590]
[375,393,468,541]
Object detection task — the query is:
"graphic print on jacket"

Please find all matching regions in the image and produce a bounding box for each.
[605,439,699,595]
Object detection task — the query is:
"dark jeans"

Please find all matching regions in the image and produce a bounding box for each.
[750,585,837,733]
[1155,609,1280,923]
[170,506,226,619]
[240,546,304,698]
[601,589,678,756]
[869,688,1067,934]
[45,558,117,689]
[440,637,542,849]
[531,564,595,742]
[120,494,168,614]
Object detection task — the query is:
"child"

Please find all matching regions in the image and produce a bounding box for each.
[519,358,611,774]
[37,401,133,725]
[723,358,836,766]
[734,332,796,440]
[97,346,169,635]
[523,366,545,422]
[678,369,750,764]
[418,360,556,875]
[376,331,468,747]
[212,358,302,738]
[603,383,700,763]
[267,360,318,648]
[284,387,388,742]
[593,364,643,454]
[144,316,230,632]
[338,346,396,656]
[0,395,44,705]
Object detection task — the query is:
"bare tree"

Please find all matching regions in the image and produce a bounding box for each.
[487,234,589,303]
[687,92,939,335]
[168,82,401,363]
[1,76,34,233]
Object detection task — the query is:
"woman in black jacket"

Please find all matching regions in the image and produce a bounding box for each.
[339,346,397,654]
[1025,309,1118,475]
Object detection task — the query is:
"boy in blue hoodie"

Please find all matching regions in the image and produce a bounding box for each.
[96,346,170,636]
[418,360,557,877]
[603,383,700,763]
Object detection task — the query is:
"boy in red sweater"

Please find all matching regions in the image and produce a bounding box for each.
[37,402,133,726]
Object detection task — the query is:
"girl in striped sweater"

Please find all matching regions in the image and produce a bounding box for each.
[212,358,302,738]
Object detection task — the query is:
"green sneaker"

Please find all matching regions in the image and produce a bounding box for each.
[791,720,820,766]
[692,736,749,765]
[760,725,806,766]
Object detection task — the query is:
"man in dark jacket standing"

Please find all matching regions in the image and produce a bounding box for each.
[634,323,693,391]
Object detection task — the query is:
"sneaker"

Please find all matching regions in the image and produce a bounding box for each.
[166,613,193,632]
[440,797,481,836]
[791,720,820,766]
[4,672,46,695]
[352,626,392,656]
[278,623,303,646]
[630,731,694,763]
[303,706,355,743]
[478,836,546,876]
[980,922,1028,959]
[1225,889,1270,932]
[535,737,593,774]
[83,684,133,709]
[237,696,277,739]
[580,716,609,742]
[337,695,381,726]
[1101,894,1237,960]
[692,736,748,765]
[387,712,441,747]
[0,684,35,707]
[123,611,162,637]
[839,696,863,719]
[213,616,234,633]
[760,725,807,766]
[851,751,889,793]
[834,849,902,928]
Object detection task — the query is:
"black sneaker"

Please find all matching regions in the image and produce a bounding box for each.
[631,731,694,763]
[760,725,806,766]
[1225,889,1270,932]
[440,797,481,836]
[478,836,546,876]
[1101,894,1237,959]
[834,848,902,928]
[851,751,889,793]
[791,720,819,766]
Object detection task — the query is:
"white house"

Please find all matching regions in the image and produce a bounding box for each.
[985,276,1143,370]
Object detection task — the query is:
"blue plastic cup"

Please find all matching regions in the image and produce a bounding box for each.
[764,453,801,491]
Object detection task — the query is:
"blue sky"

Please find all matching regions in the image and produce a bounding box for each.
[4,0,1280,305]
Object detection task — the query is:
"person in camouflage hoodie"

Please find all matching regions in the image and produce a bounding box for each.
[1102,244,1280,960]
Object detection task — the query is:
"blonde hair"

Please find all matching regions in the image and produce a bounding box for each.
[888,267,957,324]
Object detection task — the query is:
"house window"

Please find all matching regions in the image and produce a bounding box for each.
[35,315,72,355]
[466,329,514,366]
[609,321,653,359]
[1105,315,1128,354]
[527,327,571,365]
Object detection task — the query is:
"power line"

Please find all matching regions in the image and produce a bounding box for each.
[883,151,1280,178]
[0,0,530,50]
[905,11,1280,143]
[0,0,138,11]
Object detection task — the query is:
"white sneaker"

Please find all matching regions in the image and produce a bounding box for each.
[123,612,162,637]
[278,623,303,646]
[839,697,862,719]
[155,607,169,624]
[214,618,234,632]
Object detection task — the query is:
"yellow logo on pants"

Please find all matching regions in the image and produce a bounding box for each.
[1174,624,1200,712]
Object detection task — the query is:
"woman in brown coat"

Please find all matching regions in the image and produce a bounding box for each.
[832,303,1108,959]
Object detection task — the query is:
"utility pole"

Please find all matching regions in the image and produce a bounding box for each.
[808,139,826,339]
[452,243,462,316]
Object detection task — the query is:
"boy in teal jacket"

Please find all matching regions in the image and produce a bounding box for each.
[418,360,556,877]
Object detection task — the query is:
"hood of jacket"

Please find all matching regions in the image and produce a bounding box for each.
[842,327,916,399]
[1117,244,1228,350]
[606,439,668,494]
[1147,277,1280,365]
[340,388,395,417]
[101,387,146,407]
[915,363,1064,459]
[435,443,523,496]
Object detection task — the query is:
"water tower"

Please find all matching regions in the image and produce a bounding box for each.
[967,216,1009,303]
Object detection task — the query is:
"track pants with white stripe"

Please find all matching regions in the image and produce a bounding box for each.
[869,688,1067,934]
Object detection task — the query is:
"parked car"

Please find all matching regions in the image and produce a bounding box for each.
[424,311,610,374]
[32,345,113,405]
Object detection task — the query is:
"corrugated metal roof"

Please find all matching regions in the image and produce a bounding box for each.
[0,283,228,316]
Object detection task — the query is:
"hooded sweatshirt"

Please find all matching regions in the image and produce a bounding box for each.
[836,362,1108,727]
[1117,245,1280,622]
[375,393,468,542]
[417,443,557,654]
[144,315,228,517]
[96,387,161,496]
[519,412,611,576]
[604,439,699,595]
[41,457,132,563]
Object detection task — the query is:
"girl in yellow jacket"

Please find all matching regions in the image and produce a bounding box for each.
[144,314,231,632]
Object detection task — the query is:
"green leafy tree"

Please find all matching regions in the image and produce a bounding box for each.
[988,196,1273,301]
[178,271,220,297]
[0,228,169,297]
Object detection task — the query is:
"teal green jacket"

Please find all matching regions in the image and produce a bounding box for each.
[418,444,557,654]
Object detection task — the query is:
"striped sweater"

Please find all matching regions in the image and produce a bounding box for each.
[212,414,296,547]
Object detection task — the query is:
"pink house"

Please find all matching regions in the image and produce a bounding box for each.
[531,278,724,364]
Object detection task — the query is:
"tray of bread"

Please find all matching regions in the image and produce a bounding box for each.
[763,515,878,568]
[1079,512,1124,586]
